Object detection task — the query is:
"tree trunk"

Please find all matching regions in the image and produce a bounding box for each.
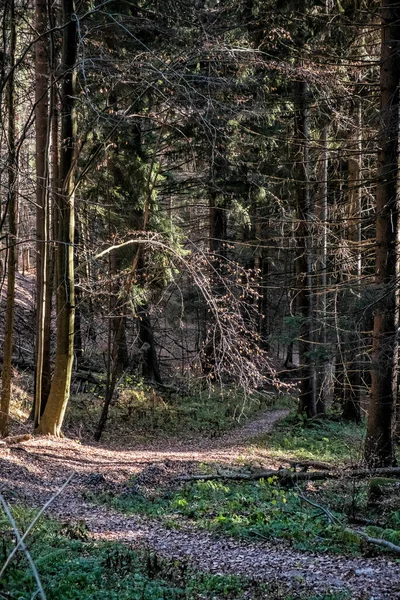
[295,80,316,417]
[365,0,400,466]
[0,0,17,438]
[41,4,60,412]
[37,0,77,436]
[209,191,225,254]
[138,304,162,384]
[34,0,50,426]
[343,101,362,423]
[316,126,329,414]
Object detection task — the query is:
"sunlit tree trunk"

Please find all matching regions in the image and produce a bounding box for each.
[33,0,50,426]
[365,0,400,466]
[38,0,77,436]
[138,303,162,383]
[41,1,60,411]
[0,0,17,437]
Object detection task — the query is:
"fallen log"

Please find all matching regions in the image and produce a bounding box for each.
[176,466,400,485]
[354,530,400,555]
[289,460,333,471]
[176,469,334,485]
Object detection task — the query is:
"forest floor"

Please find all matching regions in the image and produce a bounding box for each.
[1,407,400,599]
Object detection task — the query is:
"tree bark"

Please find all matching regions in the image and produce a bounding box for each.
[0,0,17,438]
[37,0,77,436]
[41,2,60,412]
[34,0,50,426]
[365,0,400,466]
[316,126,329,414]
[138,304,162,384]
[295,80,316,417]
[343,100,362,423]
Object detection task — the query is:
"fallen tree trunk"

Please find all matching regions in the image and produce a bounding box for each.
[176,469,334,485]
[289,460,333,471]
[176,466,400,485]
[354,530,400,555]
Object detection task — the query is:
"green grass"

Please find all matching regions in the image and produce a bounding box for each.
[253,414,366,464]
[0,506,349,600]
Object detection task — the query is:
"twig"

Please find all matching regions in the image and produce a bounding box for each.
[349,516,386,528]
[0,473,74,579]
[297,492,341,525]
[0,494,47,600]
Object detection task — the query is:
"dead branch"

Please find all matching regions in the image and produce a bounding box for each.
[297,492,339,524]
[354,530,400,555]
[349,516,386,528]
[289,460,333,471]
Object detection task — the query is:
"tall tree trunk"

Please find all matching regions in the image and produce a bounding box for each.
[365,0,400,466]
[34,0,50,426]
[0,0,17,437]
[295,80,316,417]
[37,0,77,436]
[343,101,362,423]
[41,0,60,411]
[316,126,329,414]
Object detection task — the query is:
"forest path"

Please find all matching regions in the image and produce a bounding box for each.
[1,408,400,599]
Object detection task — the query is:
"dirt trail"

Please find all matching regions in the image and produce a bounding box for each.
[1,409,400,599]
